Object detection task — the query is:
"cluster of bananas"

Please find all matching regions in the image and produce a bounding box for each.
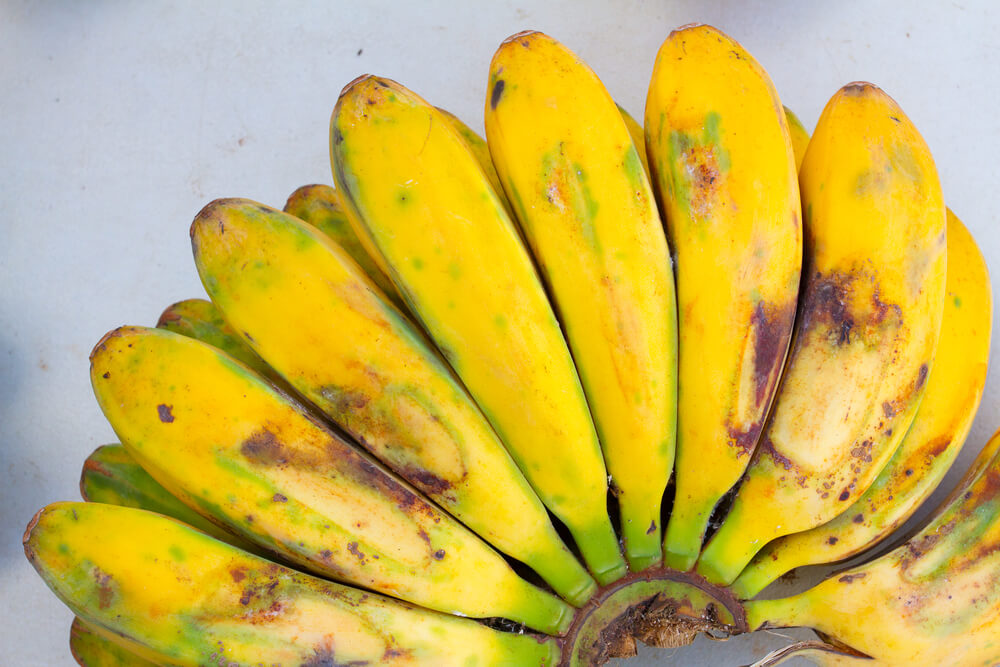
[24,23,1000,667]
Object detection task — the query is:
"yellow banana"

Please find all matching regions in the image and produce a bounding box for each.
[783,106,810,171]
[70,617,155,667]
[616,104,650,175]
[283,183,403,304]
[484,31,676,571]
[27,502,561,665]
[697,81,948,585]
[734,211,990,599]
[331,74,625,584]
[645,24,801,571]
[192,198,595,605]
[744,429,1000,666]
[90,326,573,634]
[433,107,514,215]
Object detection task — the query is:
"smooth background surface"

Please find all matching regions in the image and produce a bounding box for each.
[3,1,999,664]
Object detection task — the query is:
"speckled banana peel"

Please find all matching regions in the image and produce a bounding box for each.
[89,326,573,634]
[331,75,626,584]
[645,24,801,572]
[80,443,263,556]
[283,183,403,305]
[191,198,596,606]
[697,81,948,586]
[26,502,561,666]
[734,209,990,599]
[485,31,677,572]
[70,617,155,667]
[744,429,1000,666]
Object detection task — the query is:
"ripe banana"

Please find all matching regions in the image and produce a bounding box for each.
[485,30,677,572]
[191,198,595,605]
[616,104,651,176]
[733,209,990,599]
[331,75,625,584]
[744,429,1000,666]
[783,106,810,171]
[433,107,514,215]
[80,443,262,555]
[697,81,948,585]
[27,502,561,665]
[645,24,801,571]
[70,617,154,667]
[283,183,403,305]
[90,326,573,634]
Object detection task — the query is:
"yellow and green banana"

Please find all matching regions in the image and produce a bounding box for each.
[70,617,155,667]
[90,326,572,634]
[645,24,802,571]
[697,80,948,585]
[616,104,650,176]
[27,502,561,665]
[192,198,595,605]
[331,75,625,584]
[283,183,403,304]
[745,428,1000,666]
[733,210,990,599]
[485,31,677,571]
[783,106,810,171]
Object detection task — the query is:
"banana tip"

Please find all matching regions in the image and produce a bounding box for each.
[23,505,45,554]
[501,30,542,46]
[340,73,378,98]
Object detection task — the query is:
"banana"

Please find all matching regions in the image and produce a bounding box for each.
[744,429,1000,666]
[484,31,676,572]
[433,107,515,214]
[783,106,810,171]
[697,81,948,585]
[645,24,801,571]
[27,502,561,665]
[616,104,650,176]
[331,74,625,584]
[157,297,281,384]
[70,617,155,667]
[81,443,262,555]
[733,209,990,599]
[191,198,595,605]
[90,326,573,634]
[283,183,403,305]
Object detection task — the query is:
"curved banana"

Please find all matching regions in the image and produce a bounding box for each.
[70,617,154,667]
[283,183,403,304]
[783,106,810,171]
[192,198,595,605]
[485,31,677,571]
[27,502,561,665]
[645,23,801,571]
[616,104,650,176]
[80,443,262,555]
[697,81,948,585]
[745,429,1000,666]
[331,75,625,584]
[433,107,514,215]
[734,210,990,599]
[90,326,573,634]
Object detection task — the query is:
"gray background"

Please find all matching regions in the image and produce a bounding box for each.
[3,1,998,664]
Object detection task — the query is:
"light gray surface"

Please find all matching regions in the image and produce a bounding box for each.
[2,1,999,664]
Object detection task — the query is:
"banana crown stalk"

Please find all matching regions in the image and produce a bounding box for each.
[485,30,677,573]
[330,73,625,584]
[697,80,948,586]
[90,325,572,634]
[191,197,596,606]
[645,23,802,572]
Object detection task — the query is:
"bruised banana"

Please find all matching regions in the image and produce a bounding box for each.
[331,75,625,584]
[733,208,991,599]
[697,81,948,585]
[191,198,595,605]
[744,429,1000,666]
[90,326,573,634]
[80,443,263,556]
[283,183,403,305]
[485,30,677,571]
[70,617,154,667]
[27,502,561,665]
[645,24,801,571]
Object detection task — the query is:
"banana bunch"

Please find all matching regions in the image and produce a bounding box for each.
[24,23,1000,667]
